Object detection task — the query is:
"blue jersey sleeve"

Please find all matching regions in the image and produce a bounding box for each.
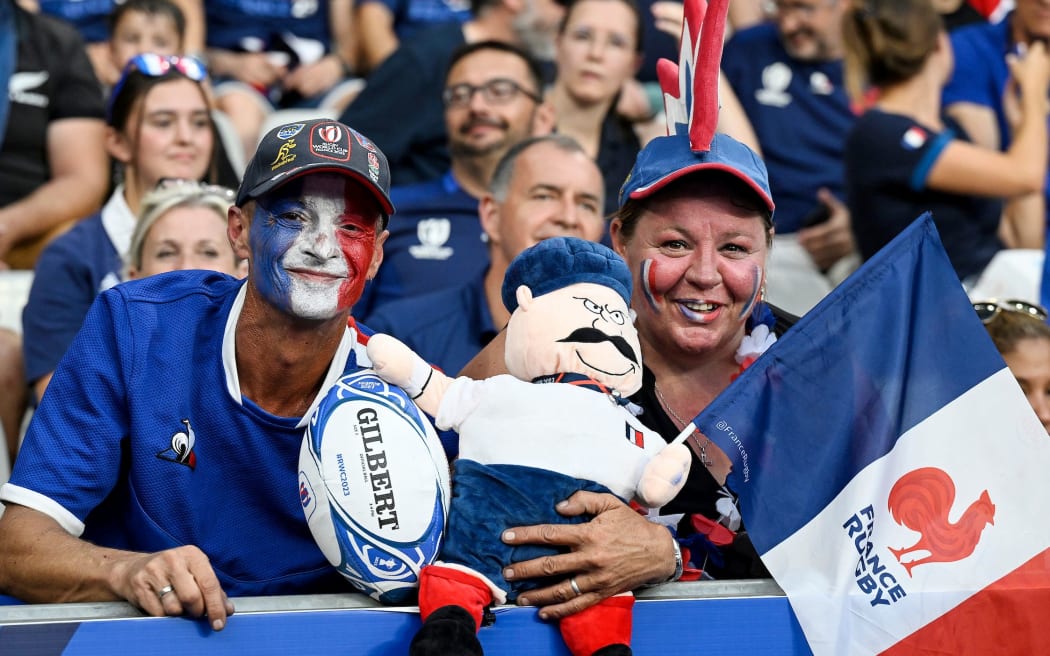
[11,288,133,532]
[943,23,1008,109]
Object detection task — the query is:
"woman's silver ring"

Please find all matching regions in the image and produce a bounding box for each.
[569,577,582,597]
[157,585,175,600]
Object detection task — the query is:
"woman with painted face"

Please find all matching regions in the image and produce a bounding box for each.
[22,53,216,402]
[461,134,793,620]
[608,168,784,580]
[458,0,790,621]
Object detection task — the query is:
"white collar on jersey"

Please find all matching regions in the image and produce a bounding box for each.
[220,281,358,428]
[100,185,136,268]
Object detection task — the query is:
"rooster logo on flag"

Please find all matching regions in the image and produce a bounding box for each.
[888,467,996,577]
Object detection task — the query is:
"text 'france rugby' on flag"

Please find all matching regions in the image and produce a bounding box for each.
[693,214,1050,655]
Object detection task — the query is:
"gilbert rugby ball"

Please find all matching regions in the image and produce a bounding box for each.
[299,369,450,603]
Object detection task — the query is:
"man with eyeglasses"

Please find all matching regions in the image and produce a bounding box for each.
[340,0,564,188]
[721,0,858,316]
[352,41,555,321]
[0,118,392,627]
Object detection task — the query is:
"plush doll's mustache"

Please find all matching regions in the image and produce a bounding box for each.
[558,328,638,365]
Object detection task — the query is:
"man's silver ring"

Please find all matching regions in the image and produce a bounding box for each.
[158,585,175,600]
[569,577,582,597]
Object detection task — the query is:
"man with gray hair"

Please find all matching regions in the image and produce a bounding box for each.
[366,134,606,378]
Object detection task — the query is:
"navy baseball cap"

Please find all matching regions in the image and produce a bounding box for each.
[502,237,633,314]
[236,118,395,221]
[618,131,775,212]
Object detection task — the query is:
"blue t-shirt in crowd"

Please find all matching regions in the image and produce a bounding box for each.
[844,109,1002,282]
[354,171,487,319]
[38,0,113,42]
[358,0,470,40]
[22,210,124,384]
[205,0,331,52]
[722,23,855,234]
[340,22,464,186]
[365,267,497,376]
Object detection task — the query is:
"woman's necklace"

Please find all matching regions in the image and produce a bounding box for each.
[654,383,712,467]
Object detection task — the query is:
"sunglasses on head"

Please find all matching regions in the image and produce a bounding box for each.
[107,54,208,124]
[155,178,236,202]
[972,298,1048,324]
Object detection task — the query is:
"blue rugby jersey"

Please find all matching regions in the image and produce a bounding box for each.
[354,171,487,319]
[4,271,371,596]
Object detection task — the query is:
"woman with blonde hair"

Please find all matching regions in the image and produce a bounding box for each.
[125,180,243,279]
[842,0,1050,284]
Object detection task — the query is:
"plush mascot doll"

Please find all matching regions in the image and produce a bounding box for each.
[366,237,692,656]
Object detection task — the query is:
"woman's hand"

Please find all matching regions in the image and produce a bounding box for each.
[501,491,676,620]
[651,1,685,44]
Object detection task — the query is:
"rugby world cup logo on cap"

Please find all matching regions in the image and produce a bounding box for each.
[310,122,351,161]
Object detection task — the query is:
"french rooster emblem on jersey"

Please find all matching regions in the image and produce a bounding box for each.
[887,467,995,576]
[156,419,197,469]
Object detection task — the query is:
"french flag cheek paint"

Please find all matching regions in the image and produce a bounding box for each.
[335,228,377,310]
[250,210,300,312]
[640,259,661,311]
[640,257,690,313]
[737,264,762,321]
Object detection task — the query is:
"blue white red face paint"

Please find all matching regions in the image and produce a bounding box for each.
[640,258,661,311]
[737,264,762,321]
[250,175,380,321]
[637,253,762,323]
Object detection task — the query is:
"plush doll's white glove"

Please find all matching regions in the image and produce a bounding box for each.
[636,442,691,508]
[367,334,454,417]
[367,334,435,397]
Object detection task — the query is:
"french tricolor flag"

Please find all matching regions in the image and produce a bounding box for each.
[692,214,1050,654]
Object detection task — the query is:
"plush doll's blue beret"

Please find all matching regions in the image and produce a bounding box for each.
[501,237,633,314]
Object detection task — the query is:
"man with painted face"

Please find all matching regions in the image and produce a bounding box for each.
[0,118,392,630]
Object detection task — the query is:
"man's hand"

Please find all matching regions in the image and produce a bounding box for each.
[283,55,344,98]
[797,188,855,271]
[501,491,675,620]
[109,545,235,630]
